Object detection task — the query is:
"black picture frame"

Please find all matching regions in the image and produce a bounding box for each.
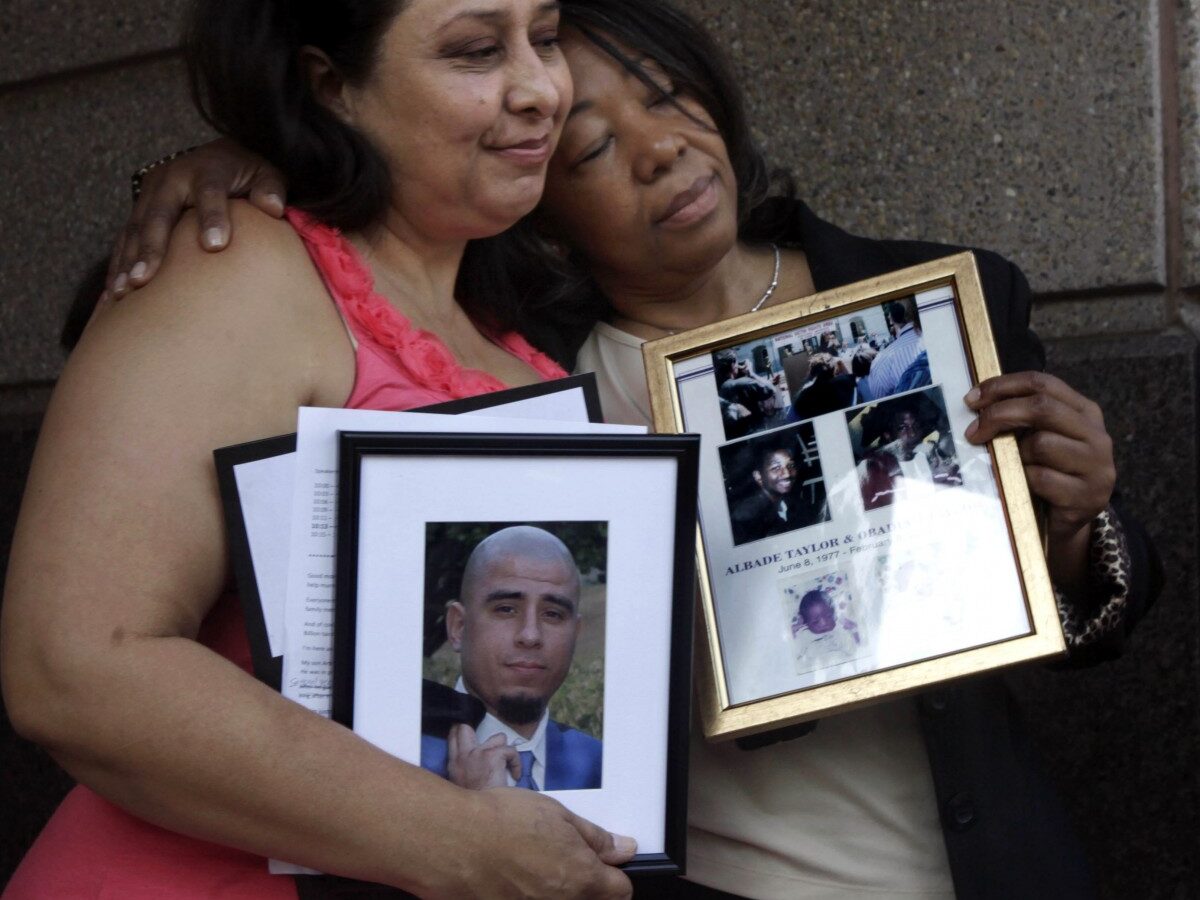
[332,431,700,877]
[418,372,603,421]
[212,374,605,690]
[214,432,296,689]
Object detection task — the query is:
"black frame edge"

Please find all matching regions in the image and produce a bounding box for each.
[331,431,366,729]
[212,433,297,691]
[333,430,700,876]
[415,372,604,424]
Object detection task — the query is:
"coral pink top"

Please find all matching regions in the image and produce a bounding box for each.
[288,209,563,408]
[4,210,566,899]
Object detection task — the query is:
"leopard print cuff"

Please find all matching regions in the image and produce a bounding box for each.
[1054,506,1132,649]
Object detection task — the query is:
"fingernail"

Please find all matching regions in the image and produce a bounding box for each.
[202,227,224,250]
[266,193,284,211]
[113,273,129,295]
[129,261,147,281]
[964,387,981,405]
[99,289,113,305]
[613,835,637,855]
[964,420,978,439]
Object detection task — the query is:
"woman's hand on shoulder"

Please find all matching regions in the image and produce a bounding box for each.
[441,788,634,899]
[92,201,353,409]
[107,138,288,300]
[963,371,1115,592]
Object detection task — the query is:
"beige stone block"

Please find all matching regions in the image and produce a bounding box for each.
[1180,0,1200,287]
[1030,292,1168,340]
[674,0,1165,293]
[1,0,188,84]
[0,57,212,384]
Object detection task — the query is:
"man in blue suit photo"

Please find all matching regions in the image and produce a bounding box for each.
[421,526,603,791]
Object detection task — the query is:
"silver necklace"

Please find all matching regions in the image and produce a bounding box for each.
[629,244,781,336]
[749,243,782,313]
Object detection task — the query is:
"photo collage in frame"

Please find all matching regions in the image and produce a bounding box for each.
[648,259,1061,737]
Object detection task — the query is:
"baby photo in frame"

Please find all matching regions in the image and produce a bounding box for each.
[780,569,872,681]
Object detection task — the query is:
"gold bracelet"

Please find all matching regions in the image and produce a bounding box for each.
[130,145,201,201]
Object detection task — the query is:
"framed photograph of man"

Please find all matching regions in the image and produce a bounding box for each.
[420,520,607,791]
[331,432,699,875]
[717,422,830,546]
[642,252,1066,741]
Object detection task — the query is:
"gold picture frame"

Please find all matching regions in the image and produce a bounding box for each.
[643,252,1064,741]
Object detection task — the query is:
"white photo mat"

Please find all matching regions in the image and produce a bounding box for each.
[337,434,699,872]
[676,285,1029,705]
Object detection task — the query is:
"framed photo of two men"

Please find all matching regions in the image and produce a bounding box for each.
[643,251,1066,742]
[332,431,699,875]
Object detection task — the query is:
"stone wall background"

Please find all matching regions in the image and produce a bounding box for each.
[0,0,1196,895]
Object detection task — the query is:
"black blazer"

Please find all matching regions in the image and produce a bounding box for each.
[742,198,1164,900]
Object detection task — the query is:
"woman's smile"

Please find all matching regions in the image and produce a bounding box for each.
[656,173,720,228]
[540,29,740,282]
[486,134,555,166]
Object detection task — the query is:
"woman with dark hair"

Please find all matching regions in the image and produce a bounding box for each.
[1,1,641,898]
[535,18,1158,898]
[102,1,1161,898]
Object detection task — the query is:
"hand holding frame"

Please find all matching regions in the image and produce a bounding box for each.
[964,371,1115,598]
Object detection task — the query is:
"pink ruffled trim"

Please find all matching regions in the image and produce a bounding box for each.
[286,209,564,396]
